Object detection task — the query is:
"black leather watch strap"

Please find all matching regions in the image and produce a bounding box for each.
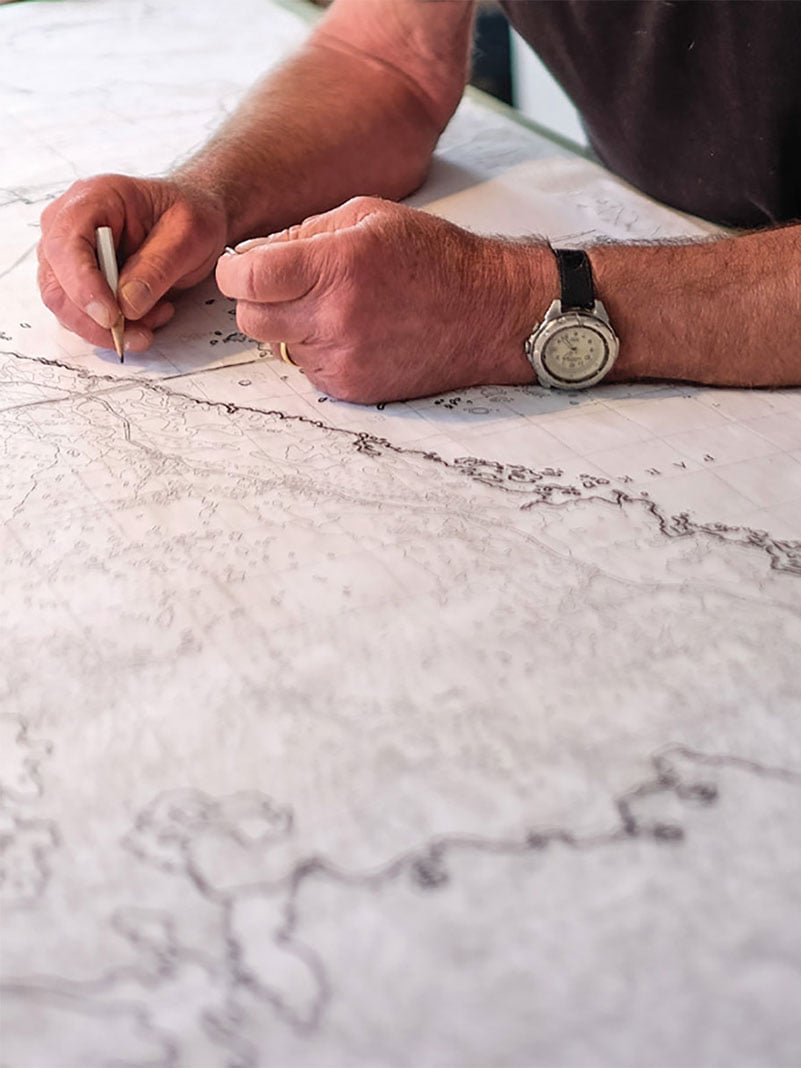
[553,247,595,311]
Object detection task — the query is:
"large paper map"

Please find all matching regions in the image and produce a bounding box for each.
[2,2,800,1066]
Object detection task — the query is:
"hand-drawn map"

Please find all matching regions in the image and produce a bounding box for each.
[2,2,800,1066]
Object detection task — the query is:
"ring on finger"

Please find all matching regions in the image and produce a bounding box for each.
[278,341,297,367]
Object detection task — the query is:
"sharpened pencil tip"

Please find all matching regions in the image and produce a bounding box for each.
[110,318,125,363]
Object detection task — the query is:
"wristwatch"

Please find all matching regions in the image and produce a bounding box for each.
[525,247,619,390]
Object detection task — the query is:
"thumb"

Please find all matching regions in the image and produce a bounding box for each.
[117,202,220,319]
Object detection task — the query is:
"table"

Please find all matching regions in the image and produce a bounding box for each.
[2,2,800,1065]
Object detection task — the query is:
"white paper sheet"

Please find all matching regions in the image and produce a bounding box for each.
[2,3,801,1066]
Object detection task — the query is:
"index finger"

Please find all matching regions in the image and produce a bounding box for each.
[215,237,326,304]
[40,222,123,330]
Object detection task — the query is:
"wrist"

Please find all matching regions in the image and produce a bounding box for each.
[169,166,238,246]
[487,238,559,385]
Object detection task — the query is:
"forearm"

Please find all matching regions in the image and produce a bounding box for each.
[210,193,801,404]
[174,6,472,244]
[497,225,801,389]
[590,224,801,387]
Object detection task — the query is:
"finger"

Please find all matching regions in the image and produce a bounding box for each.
[38,252,121,346]
[217,196,387,303]
[38,256,166,353]
[231,217,330,253]
[140,301,176,332]
[234,299,313,347]
[39,250,175,333]
[121,324,155,353]
[117,201,220,319]
[120,300,172,351]
[39,220,124,332]
[235,196,385,251]
[216,238,330,304]
[232,220,323,253]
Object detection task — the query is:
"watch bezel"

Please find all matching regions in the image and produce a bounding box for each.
[526,301,619,390]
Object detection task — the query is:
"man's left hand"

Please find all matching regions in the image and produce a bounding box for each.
[215,197,542,404]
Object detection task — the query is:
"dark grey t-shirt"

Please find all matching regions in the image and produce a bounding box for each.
[500,0,801,228]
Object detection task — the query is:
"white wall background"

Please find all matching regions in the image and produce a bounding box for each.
[510,30,588,150]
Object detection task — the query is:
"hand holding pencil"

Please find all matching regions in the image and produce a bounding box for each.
[37,173,229,355]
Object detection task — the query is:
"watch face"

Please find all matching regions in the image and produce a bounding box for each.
[541,323,611,385]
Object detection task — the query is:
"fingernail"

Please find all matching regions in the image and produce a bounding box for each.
[119,279,152,318]
[86,300,117,329]
[234,237,271,252]
[124,326,153,352]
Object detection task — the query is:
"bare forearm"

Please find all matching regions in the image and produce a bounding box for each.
[491,225,801,392]
[590,224,801,387]
[174,5,472,244]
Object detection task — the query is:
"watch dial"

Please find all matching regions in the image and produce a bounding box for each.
[542,325,609,383]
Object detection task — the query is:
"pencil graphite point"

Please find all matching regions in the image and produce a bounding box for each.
[111,318,125,363]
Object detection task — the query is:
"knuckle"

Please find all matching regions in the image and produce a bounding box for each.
[42,174,130,238]
[40,286,60,314]
[244,258,262,301]
[40,198,60,228]
[345,195,383,213]
[56,177,105,216]
[38,225,62,259]
[40,288,61,316]
[38,266,63,312]
[286,222,307,240]
[67,177,96,199]
[140,250,172,290]
[41,175,117,229]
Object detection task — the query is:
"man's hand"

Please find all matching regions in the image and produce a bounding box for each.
[36,0,474,359]
[215,197,544,404]
[38,175,228,352]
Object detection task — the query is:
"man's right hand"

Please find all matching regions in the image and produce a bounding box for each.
[38,174,228,352]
